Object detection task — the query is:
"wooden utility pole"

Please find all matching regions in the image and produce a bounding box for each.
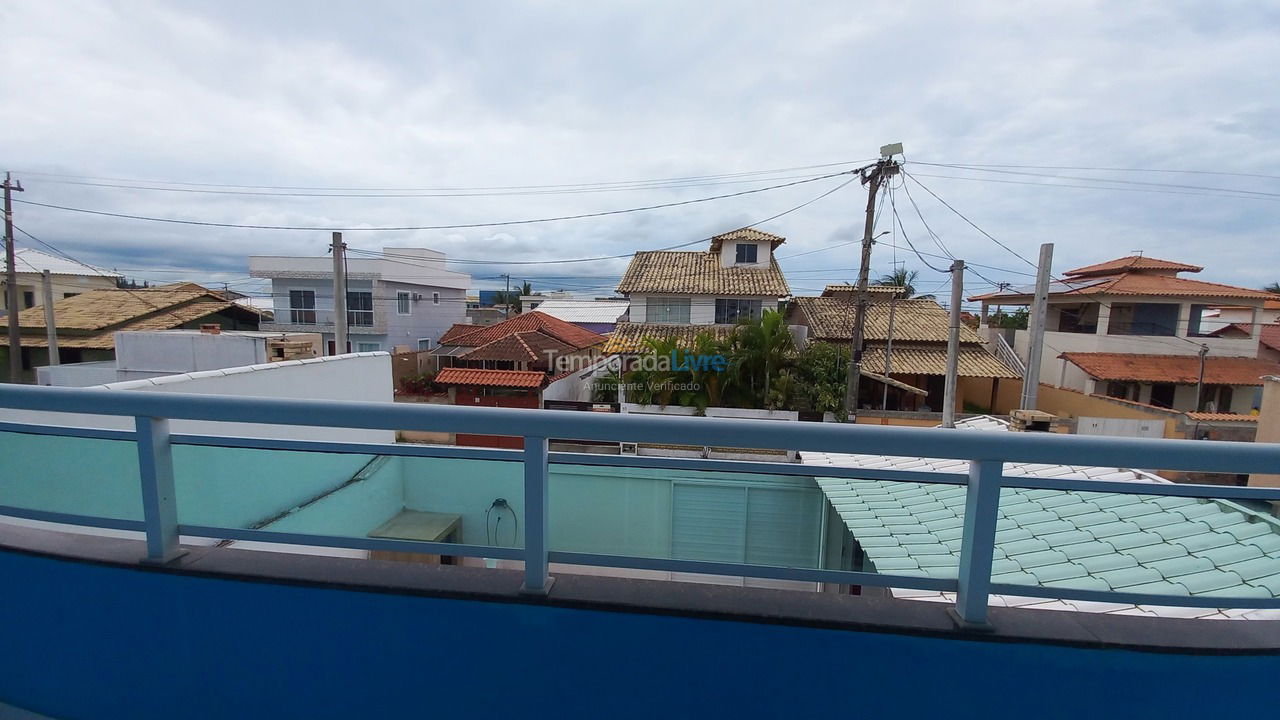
[1019,243,1054,410]
[942,259,964,428]
[4,172,24,382]
[844,147,901,418]
[42,270,59,365]
[331,232,348,355]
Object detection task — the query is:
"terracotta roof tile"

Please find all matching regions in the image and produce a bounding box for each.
[616,252,790,295]
[707,228,786,252]
[1064,256,1203,277]
[601,323,735,354]
[438,311,605,349]
[1185,412,1258,422]
[971,272,1276,302]
[1260,323,1280,353]
[1061,352,1280,385]
[457,331,577,363]
[790,296,984,343]
[820,284,905,298]
[433,368,547,388]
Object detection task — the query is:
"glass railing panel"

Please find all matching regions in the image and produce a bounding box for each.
[0,430,142,523]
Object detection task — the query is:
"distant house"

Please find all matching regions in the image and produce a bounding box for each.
[0,248,121,313]
[532,298,629,335]
[249,247,470,355]
[786,287,1019,412]
[0,284,264,382]
[971,255,1279,414]
[435,311,606,373]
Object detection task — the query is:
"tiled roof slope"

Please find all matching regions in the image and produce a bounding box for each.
[971,272,1275,302]
[458,331,576,363]
[1261,323,1280,353]
[1061,353,1280,385]
[437,311,605,349]
[821,284,905,297]
[602,323,735,354]
[792,297,984,343]
[859,343,1019,378]
[615,252,790,295]
[806,416,1280,618]
[1065,256,1203,277]
[433,368,546,388]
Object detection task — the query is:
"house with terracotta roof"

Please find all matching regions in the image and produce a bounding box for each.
[609,228,791,351]
[971,255,1279,414]
[0,284,265,382]
[785,288,1019,412]
[434,311,606,373]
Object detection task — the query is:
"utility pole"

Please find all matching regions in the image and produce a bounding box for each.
[503,274,511,319]
[1019,243,1054,411]
[331,232,348,356]
[942,260,964,428]
[42,270,59,366]
[1195,343,1210,411]
[845,144,901,419]
[4,172,24,382]
[881,293,898,410]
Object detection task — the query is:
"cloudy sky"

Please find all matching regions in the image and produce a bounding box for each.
[2,1,1278,304]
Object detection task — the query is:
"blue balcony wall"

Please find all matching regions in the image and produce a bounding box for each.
[1,548,1276,720]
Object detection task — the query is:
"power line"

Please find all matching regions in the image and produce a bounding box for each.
[915,162,1280,182]
[902,171,1040,271]
[13,169,857,232]
[904,170,1280,203]
[911,162,1280,199]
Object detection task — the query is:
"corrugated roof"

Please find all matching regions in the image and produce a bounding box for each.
[433,368,547,388]
[807,415,1280,619]
[532,299,628,324]
[12,247,121,278]
[615,252,790,296]
[437,311,606,350]
[1061,352,1280,385]
[601,323,736,354]
[1064,256,1203,277]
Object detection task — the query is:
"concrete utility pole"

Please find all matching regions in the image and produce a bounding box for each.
[42,270,58,365]
[331,232,348,356]
[942,259,964,428]
[4,172,24,382]
[1195,343,1210,411]
[1019,243,1054,411]
[503,274,511,319]
[845,144,901,419]
[881,293,898,410]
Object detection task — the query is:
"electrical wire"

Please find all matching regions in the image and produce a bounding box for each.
[911,162,1280,195]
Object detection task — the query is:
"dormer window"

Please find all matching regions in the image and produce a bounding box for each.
[735,243,758,264]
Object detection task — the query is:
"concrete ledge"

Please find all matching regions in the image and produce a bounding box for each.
[2,522,1279,655]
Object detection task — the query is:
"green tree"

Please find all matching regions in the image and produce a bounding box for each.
[1264,282,1280,295]
[722,310,795,408]
[875,267,935,300]
[786,342,849,419]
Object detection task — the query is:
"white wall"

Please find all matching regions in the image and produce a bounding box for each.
[628,293,781,324]
[716,239,772,269]
[115,331,268,374]
[0,354,395,443]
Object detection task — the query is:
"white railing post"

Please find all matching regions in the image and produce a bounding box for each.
[521,435,552,594]
[135,416,185,563]
[955,459,1002,627]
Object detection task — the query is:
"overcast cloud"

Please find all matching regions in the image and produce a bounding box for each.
[2,1,1278,302]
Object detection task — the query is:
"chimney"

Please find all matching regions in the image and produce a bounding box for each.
[200,324,221,335]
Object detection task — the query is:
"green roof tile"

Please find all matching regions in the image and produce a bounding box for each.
[1173,532,1236,554]
[991,558,1024,575]
[1124,543,1188,564]
[1220,556,1280,581]
[1037,530,1096,548]
[1057,541,1117,561]
[1245,534,1280,554]
[1003,502,1047,518]
[1027,562,1088,584]
[1245,573,1280,594]
[915,509,957,523]
[1225,522,1275,542]
[1019,520,1078,536]
[1074,552,1138,573]
[1152,522,1213,541]
[870,557,919,572]
[990,571,1039,586]
[1178,569,1246,594]
[1035,494,1083,509]
[1108,503,1165,520]
[1151,496,1201,510]
[1148,555,1215,579]
[1013,549,1070,569]
[1043,575,1110,591]
[1092,494,1144,510]
[1052,501,1103,518]
[931,526,964,542]
[941,538,964,553]
[1001,538,1051,555]
[1199,584,1272,599]
[1191,544,1263,567]
[896,534,941,545]
[1105,532,1164,551]
[994,527,1032,544]
[858,536,901,548]
[1070,511,1121,528]
[1129,512,1186,530]
[1198,512,1249,531]
[1087,521,1142,539]
[915,553,960,567]
[923,516,964,531]
[1022,489,1064,500]
[1124,580,1190,596]
[1096,566,1163,589]
[1174,502,1226,520]
[904,543,952,555]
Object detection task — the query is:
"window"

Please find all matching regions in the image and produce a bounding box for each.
[715,298,762,324]
[1107,303,1178,336]
[417,338,432,351]
[397,291,411,315]
[347,290,374,326]
[289,290,316,324]
[1105,381,1137,401]
[22,291,35,309]
[1150,383,1176,408]
[356,342,381,352]
[1187,304,1214,337]
[433,292,440,305]
[645,297,691,323]
[1199,385,1233,413]
[735,243,758,264]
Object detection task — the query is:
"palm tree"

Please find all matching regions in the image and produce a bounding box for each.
[1264,282,1280,295]
[725,310,795,408]
[875,267,935,300]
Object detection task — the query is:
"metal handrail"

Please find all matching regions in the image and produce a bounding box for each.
[993,333,1026,377]
[2,384,1280,625]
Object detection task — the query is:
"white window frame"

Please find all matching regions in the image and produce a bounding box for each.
[347,290,374,327]
[735,243,758,264]
[645,296,691,324]
[355,341,382,352]
[397,291,412,316]
[417,338,433,351]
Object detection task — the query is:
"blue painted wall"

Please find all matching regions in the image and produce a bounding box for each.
[0,549,1276,720]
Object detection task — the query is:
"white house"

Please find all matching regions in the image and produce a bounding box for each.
[1,247,121,313]
[249,247,470,354]
[606,228,791,352]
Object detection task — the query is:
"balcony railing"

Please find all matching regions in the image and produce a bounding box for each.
[2,384,1280,626]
